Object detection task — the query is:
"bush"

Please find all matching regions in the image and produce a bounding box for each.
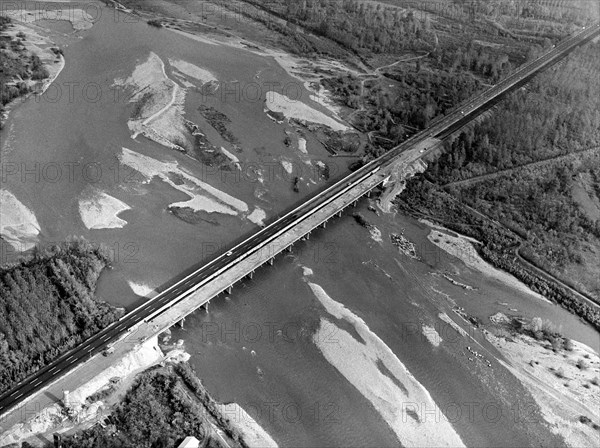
[576,359,589,370]
[147,19,163,28]
[579,415,592,424]
[564,338,574,351]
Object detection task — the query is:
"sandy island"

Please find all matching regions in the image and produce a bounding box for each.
[119,147,249,217]
[265,91,350,132]
[78,187,131,230]
[169,58,217,85]
[308,282,465,447]
[0,189,41,251]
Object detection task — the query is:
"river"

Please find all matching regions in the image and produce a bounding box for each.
[1,3,598,447]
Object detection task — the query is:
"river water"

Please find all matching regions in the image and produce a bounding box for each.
[1,2,344,307]
[2,3,598,447]
[171,201,598,447]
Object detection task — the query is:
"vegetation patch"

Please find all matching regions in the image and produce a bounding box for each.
[0,239,123,394]
[198,105,240,147]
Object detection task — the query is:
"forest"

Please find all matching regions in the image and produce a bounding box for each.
[397,41,600,318]
[58,363,243,448]
[0,240,122,394]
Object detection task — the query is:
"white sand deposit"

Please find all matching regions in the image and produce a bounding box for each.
[78,188,130,229]
[119,147,248,216]
[168,27,220,46]
[297,137,308,154]
[438,312,469,338]
[128,281,155,298]
[281,160,293,174]
[425,226,551,303]
[0,189,40,251]
[369,226,383,243]
[308,83,344,117]
[485,332,600,447]
[169,58,217,84]
[265,91,349,132]
[220,147,241,170]
[302,266,314,276]
[308,282,465,447]
[421,325,442,347]
[247,207,266,226]
[115,52,189,150]
[217,403,278,448]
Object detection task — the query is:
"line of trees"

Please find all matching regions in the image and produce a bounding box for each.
[395,179,600,330]
[0,239,122,394]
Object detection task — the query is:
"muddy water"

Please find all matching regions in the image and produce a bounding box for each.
[172,201,598,447]
[1,3,346,308]
[3,3,599,447]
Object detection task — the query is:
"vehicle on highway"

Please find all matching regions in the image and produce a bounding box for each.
[225,250,233,257]
[102,346,115,356]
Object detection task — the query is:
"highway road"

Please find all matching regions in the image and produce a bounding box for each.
[1,23,598,418]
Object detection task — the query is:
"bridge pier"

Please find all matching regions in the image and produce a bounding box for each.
[321,220,327,229]
[248,270,254,280]
[286,245,293,252]
[268,258,274,266]
[226,285,233,294]
[352,200,357,207]
[337,210,342,217]
[178,317,185,329]
[203,300,209,313]
[367,190,371,198]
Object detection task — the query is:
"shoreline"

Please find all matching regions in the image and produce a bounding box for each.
[0,336,278,448]
[308,281,466,447]
[483,322,600,447]
[421,219,553,304]
[1,21,66,126]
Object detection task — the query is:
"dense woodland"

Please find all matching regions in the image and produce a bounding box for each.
[397,41,600,317]
[0,16,49,128]
[59,363,242,448]
[0,240,122,394]
[429,43,600,182]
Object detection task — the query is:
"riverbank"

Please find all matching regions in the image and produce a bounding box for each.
[0,17,65,128]
[483,316,600,448]
[0,189,40,251]
[0,336,277,448]
[422,219,552,304]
